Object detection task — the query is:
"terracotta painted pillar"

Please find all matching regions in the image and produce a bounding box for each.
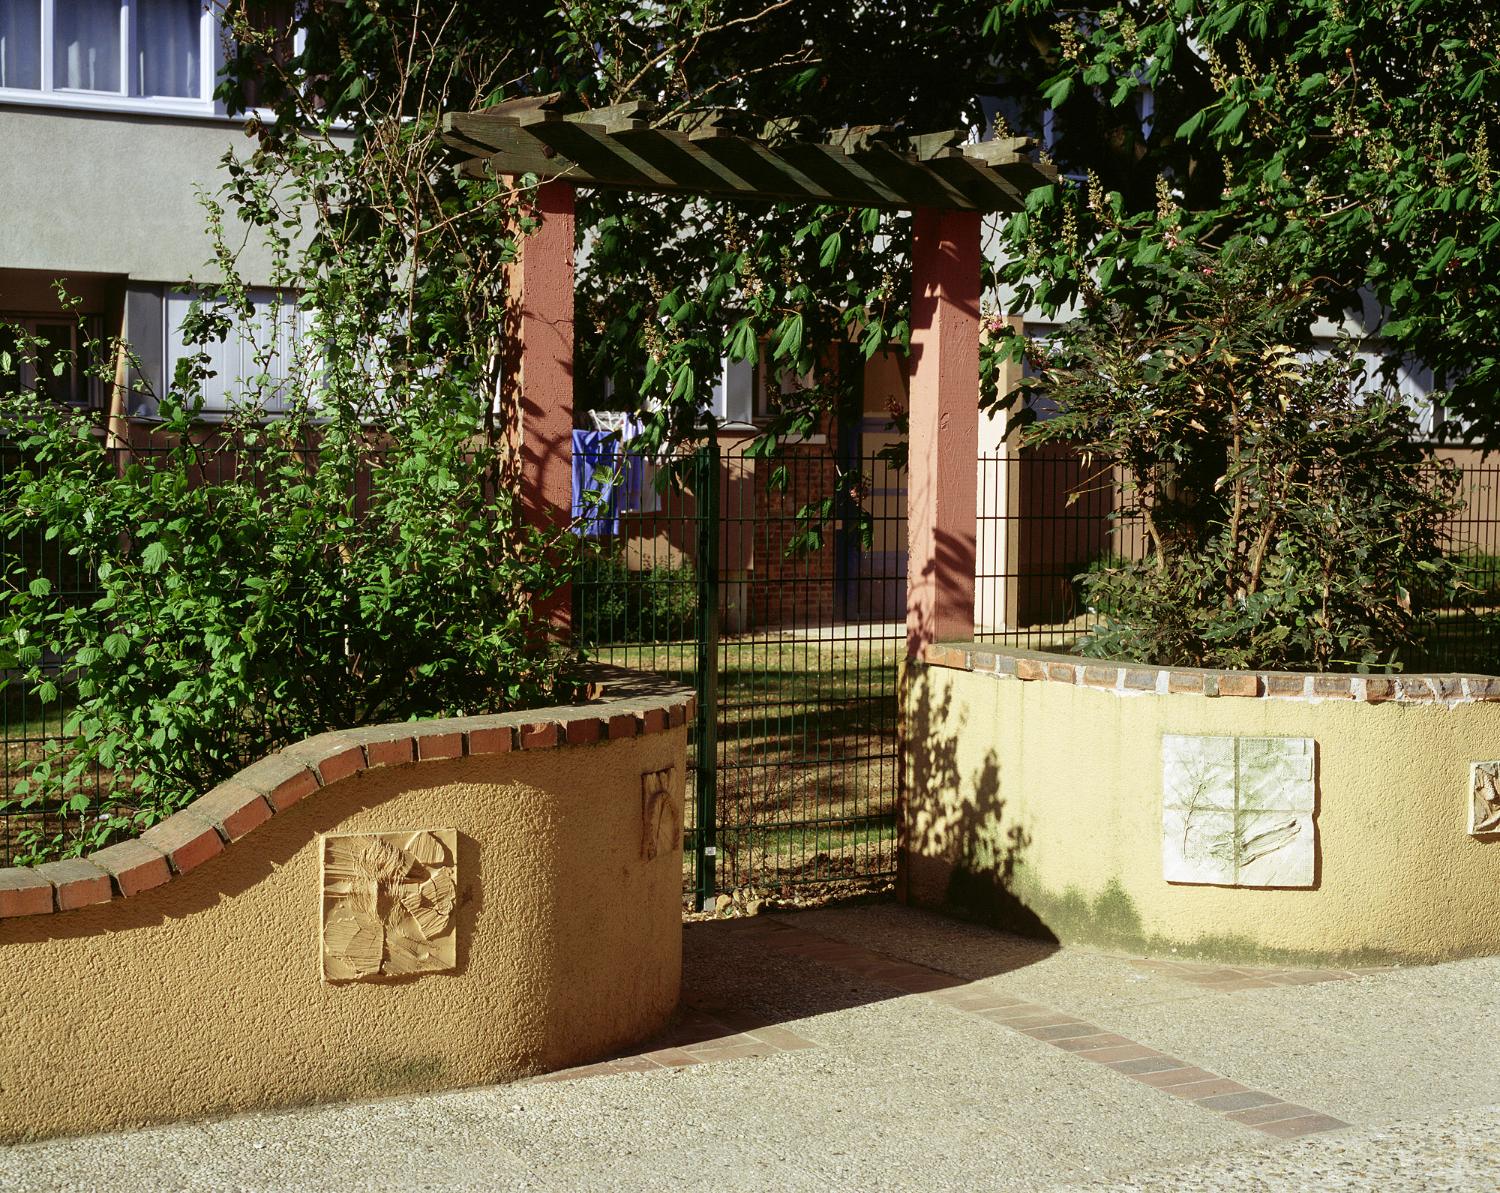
[513,180,576,630]
[906,208,980,655]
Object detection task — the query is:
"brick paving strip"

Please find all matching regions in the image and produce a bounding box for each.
[1130,957,1389,992]
[724,916,1352,1141]
[525,915,1356,1140]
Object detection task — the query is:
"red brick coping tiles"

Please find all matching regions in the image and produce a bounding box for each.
[627,916,1349,1142]
[0,688,695,920]
[922,643,1500,705]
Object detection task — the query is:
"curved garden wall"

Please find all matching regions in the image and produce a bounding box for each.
[0,678,692,1142]
[905,644,1500,967]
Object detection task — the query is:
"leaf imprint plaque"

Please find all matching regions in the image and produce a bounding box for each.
[321,829,458,980]
[1162,736,1316,888]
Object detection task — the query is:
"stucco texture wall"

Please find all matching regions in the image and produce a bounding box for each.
[0,729,685,1142]
[904,660,1500,967]
[0,108,288,284]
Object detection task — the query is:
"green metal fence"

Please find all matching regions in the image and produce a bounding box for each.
[574,441,907,909]
[16,439,1500,883]
[974,450,1500,672]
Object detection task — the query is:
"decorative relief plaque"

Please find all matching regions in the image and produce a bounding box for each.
[641,768,678,861]
[1470,763,1500,836]
[321,829,458,981]
[1162,736,1316,888]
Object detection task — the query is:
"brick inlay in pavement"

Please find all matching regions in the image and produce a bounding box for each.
[733,915,1353,1141]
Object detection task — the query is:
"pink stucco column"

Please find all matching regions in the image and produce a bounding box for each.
[514,180,576,631]
[906,208,980,655]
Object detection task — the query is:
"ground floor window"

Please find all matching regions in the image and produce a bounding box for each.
[0,312,104,409]
[163,287,310,418]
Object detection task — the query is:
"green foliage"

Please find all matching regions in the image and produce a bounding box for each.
[1449,549,1500,607]
[0,391,574,861]
[218,1,1500,450]
[577,548,698,645]
[1019,245,1461,671]
[992,0,1500,441]
[0,5,593,861]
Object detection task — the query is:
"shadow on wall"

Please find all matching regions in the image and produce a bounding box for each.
[903,663,1054,944]
[904,664,1152,951]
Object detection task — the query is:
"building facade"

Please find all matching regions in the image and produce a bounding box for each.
[0,0,289,423]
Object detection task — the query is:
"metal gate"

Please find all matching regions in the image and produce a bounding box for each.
[574,439,906,909]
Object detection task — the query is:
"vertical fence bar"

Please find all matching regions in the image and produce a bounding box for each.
[692,439,721,911]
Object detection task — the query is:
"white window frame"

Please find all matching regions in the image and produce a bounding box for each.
[163,286,312,420]
[0,0,222,117]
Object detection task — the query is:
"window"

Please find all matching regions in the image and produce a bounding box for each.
[0,0,217,114]
[709,356,757,426]
[0,313,104,409]
[164,288,311,418]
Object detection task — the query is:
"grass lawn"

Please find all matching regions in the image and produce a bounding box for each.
[592,633,904,893]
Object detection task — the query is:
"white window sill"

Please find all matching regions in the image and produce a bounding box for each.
[0,88,228,121]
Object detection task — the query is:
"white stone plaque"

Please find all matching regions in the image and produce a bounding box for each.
[1470,763,1500,836]
[1162,735,1316,888]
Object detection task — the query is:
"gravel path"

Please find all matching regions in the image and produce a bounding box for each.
[4,903,1497,1192]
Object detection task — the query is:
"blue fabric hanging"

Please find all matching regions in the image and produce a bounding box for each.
[619,414,646,512]
[572,429,621,536]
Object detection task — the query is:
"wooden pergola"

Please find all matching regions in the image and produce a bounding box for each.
[442,95,1056,653]
[443,96,1052,213]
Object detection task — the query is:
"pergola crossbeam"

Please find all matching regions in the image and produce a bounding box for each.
[442,97,1053,213]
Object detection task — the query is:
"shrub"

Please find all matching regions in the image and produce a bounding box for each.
[1012,244,1461,671]
[0,23,582,858]
[0,388,576,862]
[576,546,698,645]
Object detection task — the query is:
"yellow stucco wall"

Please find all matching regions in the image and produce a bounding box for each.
[905,662,1500,965]
[0,729,685,1142]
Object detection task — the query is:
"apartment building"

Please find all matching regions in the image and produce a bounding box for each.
[0,0,290,422]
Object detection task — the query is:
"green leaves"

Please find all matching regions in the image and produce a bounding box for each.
[989,0,1500,442]
[1024,243,1460,671]
[818,232,843,268]
[0,346,575,865]
[772,313,805,361]
[141,541,171,573]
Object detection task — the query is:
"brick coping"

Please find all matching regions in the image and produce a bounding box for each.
[0,679,695,920]
[921,642,1500,705]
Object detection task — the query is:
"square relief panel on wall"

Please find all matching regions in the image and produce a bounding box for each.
[1470,763,1500,836]
[641,767,679,861]
[1162,736,1316,887]
[321,829,458,981]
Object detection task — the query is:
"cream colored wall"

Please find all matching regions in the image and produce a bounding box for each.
[0,730,685,1143]
[905,663,1500,965]
[0,108,289,285]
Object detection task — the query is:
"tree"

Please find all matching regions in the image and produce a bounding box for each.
[216,1,1500,449]
[218,1,1011,464]
[1020,244,1460,670]
[990,0,1500,440]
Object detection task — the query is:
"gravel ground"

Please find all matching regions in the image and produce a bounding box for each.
[1048,1106,1500,1192]
[3,902,1498,1192]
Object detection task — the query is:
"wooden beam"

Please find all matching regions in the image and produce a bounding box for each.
[441,100,1055,212]
[775,141,901,208]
